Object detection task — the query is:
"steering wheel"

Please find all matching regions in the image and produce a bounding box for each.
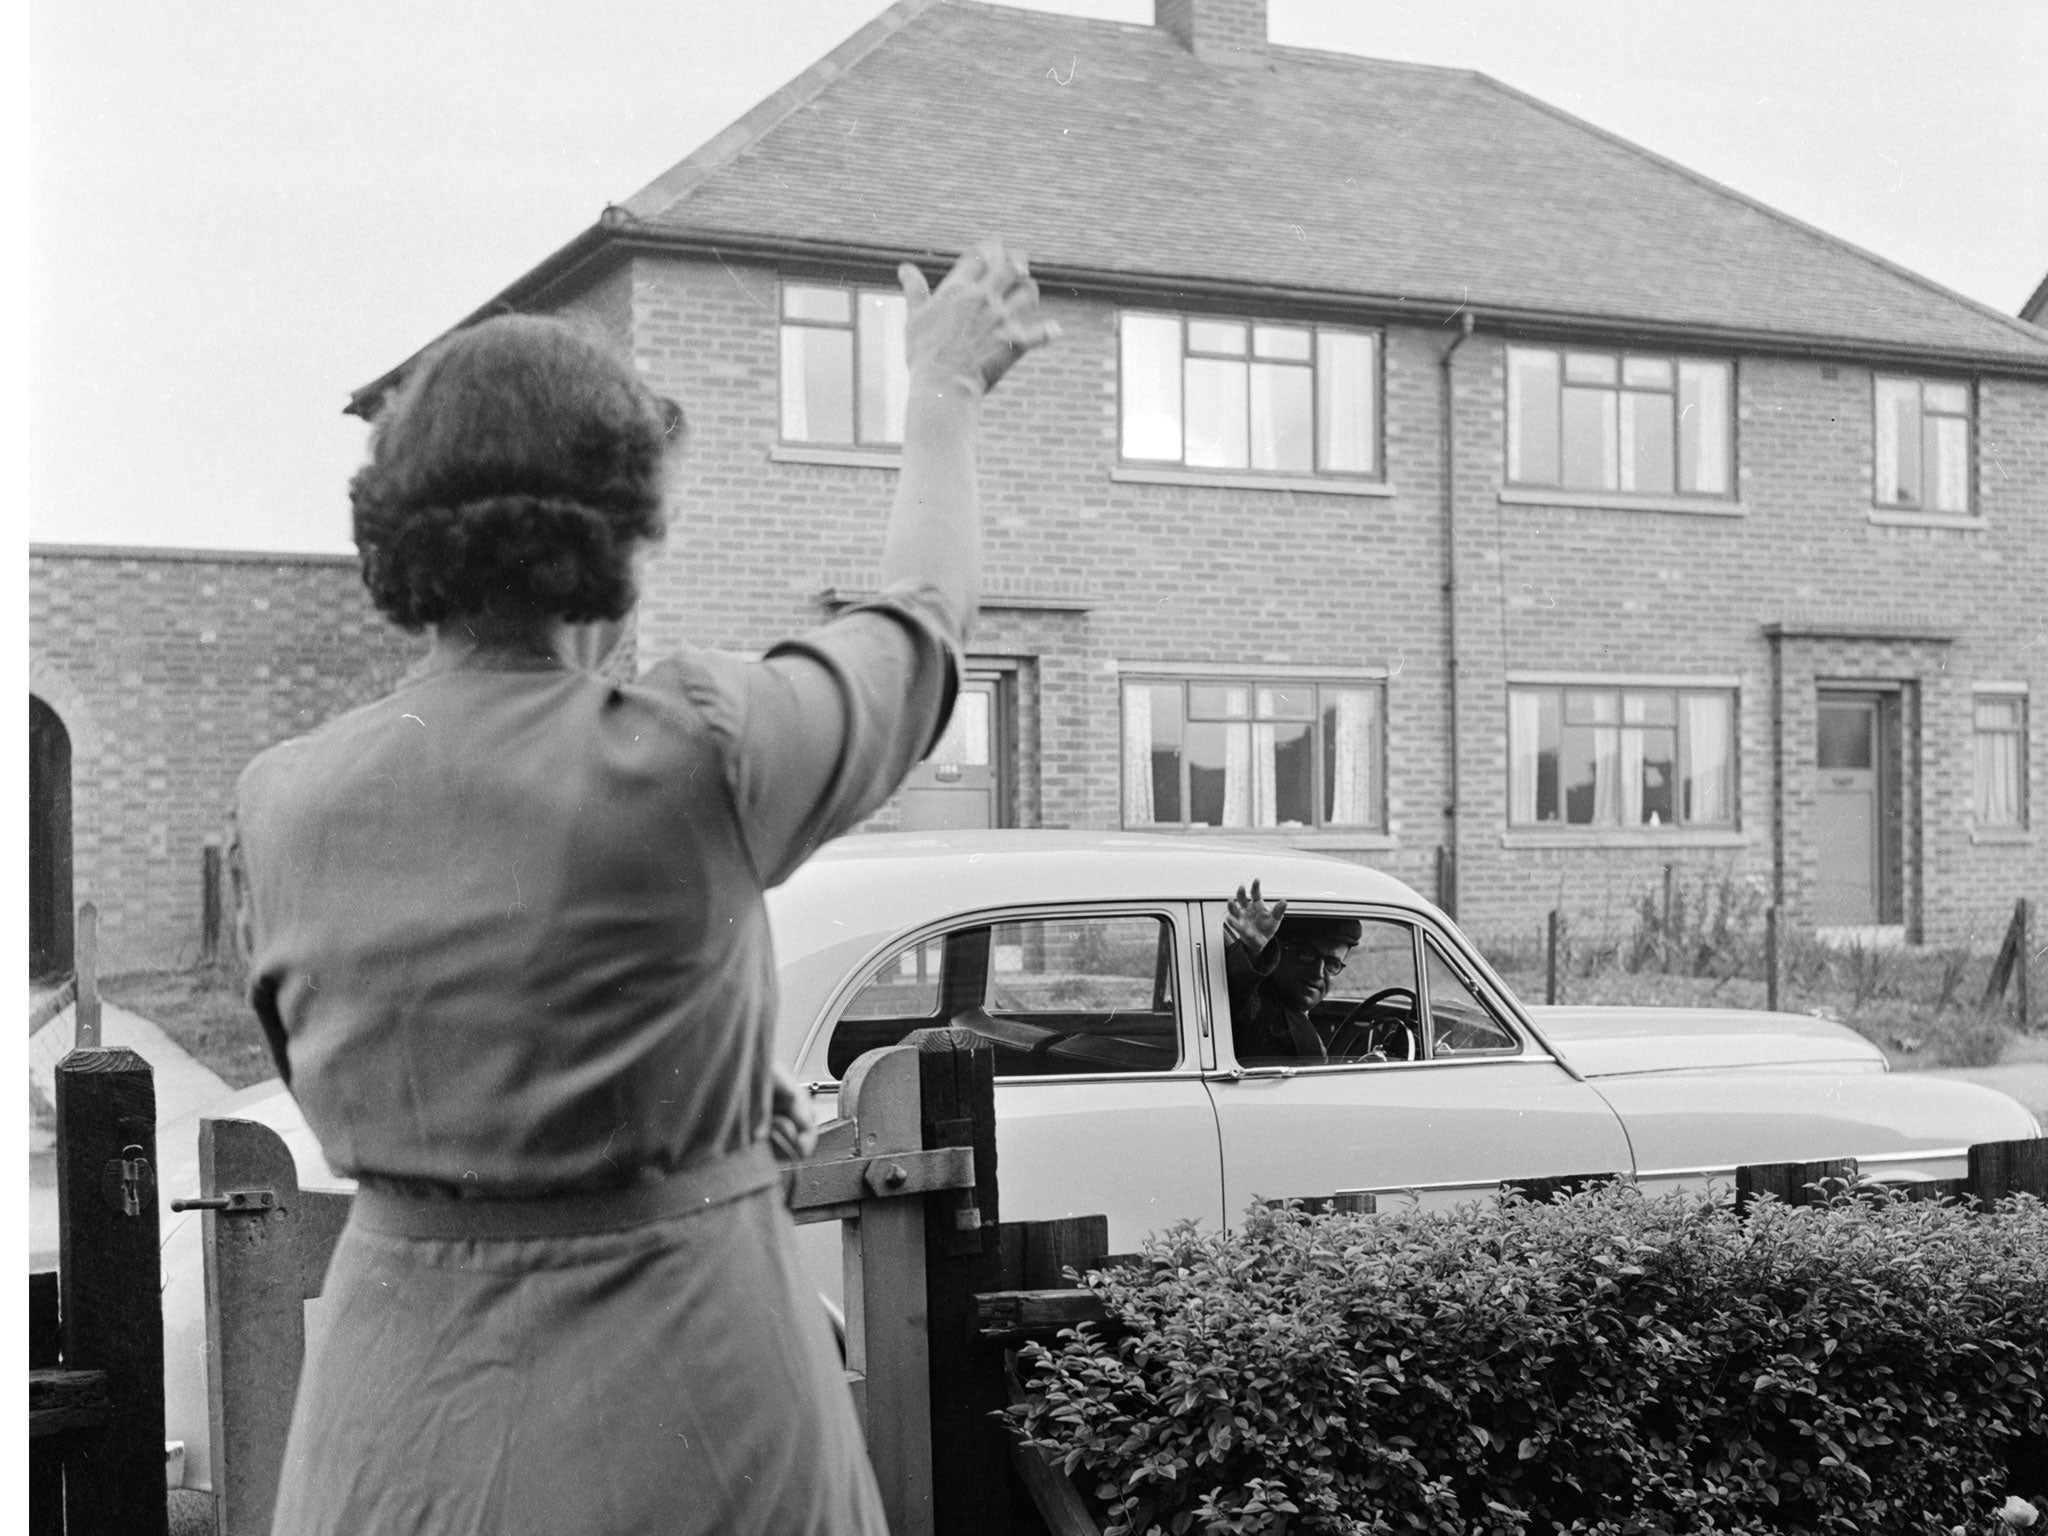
[1326,987,1420,1062]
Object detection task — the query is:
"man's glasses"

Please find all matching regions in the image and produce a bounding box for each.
[1283,944,1351,978]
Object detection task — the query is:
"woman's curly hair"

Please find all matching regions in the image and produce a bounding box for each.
[351,315,683,631]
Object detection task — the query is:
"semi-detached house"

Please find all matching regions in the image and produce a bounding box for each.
[34,0,2047,972]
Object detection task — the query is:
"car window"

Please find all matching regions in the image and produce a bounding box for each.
[981,915,1180,1076]
[1235,914,1422,1065]
[825,913,1182,1079]
[1423,937,1520,1055]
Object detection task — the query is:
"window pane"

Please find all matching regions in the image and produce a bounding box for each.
[1620,388,1675,494]
[1323,689,1378,826]
[1682,693,1734,824]
[1929,413,1969,512]
[1188,684,1250,718]
[1254,325,1311,360]
[1249,362,1313,471]
[1506,348,1560,485]
[1923,381,1968,413]
[1874,378,1921,505]
[1245,721,1314,827]
[1185,720,1252,827]
[1256,686,1314,719]
[1975,712,2025,827]
[1187,320,1247,355]
[1121,313,1183,461]
[780,325,854,443]
[1623,356,1673,388]
[1509,689,1560,823]
[1185,358,1249,468]
[783,285,850,323]
[857,291,908,444]
[1562,386,1618,490]
[1678,361,1731,495]
[1564,690,1620,726]
[986,915,1179,1075]
[1317,331,1377,474]
[1123,684,1183,825]
[924,687,989,768]
[1425,940,1518,1054]
[1565,352,1618,385]
[1816,704,1873,770]
[1975,697,2022,731]
[1631,725,1676,826]
[839,937,943,1020]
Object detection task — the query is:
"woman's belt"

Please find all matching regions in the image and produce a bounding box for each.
[350,1140,781,1241]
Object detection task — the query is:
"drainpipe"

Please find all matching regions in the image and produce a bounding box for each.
[1438,308,1477,918]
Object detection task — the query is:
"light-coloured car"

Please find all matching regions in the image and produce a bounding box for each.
[157,830,2040,1489]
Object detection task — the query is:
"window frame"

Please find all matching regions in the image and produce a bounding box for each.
[1120,673,1389,834]
[1116,310,1386,480]
[1503,344,1736,501]
[777,278,908,448]
[1872,373,1975,516]
[810,902,1205,1085]
[1506,681,1741,832]
[1970,686,2030,832]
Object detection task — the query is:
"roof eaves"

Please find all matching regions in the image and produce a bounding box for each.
[616,0,943,222]
[1467,70,2048,359]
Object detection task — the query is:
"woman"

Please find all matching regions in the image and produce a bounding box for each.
[233,242,1055,1535]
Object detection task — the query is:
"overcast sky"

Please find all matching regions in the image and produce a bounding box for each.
[27,0,2048,554]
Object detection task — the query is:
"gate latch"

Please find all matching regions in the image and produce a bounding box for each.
[101,1145,155,1217]
[170,1189,280,1215]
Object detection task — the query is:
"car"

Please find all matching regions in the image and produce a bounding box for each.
[157,829,2041,1490]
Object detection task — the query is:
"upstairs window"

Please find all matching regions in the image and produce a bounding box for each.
[1120,313,1379,476]
[1507,347,1732,497]
[780,283,907,446]
[1122,677,1384,831]
[1875,377,1971,513]
[1973,691,2028,828]
[1510,684,1736,829]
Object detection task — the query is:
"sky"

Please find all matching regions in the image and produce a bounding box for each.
[26,0,2048,555]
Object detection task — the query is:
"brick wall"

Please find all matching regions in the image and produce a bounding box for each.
[28,547,423,973]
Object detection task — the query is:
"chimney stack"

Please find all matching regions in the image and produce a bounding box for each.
[1155,0,1268,63]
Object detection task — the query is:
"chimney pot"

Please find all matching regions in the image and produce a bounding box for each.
[1155,0,1268,63]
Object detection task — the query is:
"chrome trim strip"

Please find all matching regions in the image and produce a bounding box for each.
[1631,1146,1971,1182]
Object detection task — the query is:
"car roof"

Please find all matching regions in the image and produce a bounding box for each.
[767,829,1429,967]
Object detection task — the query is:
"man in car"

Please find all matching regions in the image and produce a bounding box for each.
[1223,880,1363,1064]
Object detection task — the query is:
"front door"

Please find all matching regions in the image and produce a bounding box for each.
[898,677,1004,831]
[1814,695,1885,925]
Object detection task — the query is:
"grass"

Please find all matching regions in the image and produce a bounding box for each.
[1478,871,2034,1071]
[99,964,276,1089]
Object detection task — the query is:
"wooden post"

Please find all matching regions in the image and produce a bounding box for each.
[1660,864,1676,973]
[30,1271,64,1536]
[1765,905,1781,1012]
[1502,1172,1618,1205]
[1968,1138,2048,1209]
[74,901,101,1049]
[1734,1157,1858,1214]
[201,843,224,965]
[1982,898,2031,1024]
[906,1026,1021,1536]
[836,1043,938,1536]
[55,1047,169,1536]
[999,1216,1109,1291]
[199,1118,351,1536]
[1546,909,1562,1006]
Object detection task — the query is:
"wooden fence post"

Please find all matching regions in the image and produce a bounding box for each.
[1546,909,1563,1006]
[1765,905,1781,1012]
[201,843,224,965]
[55,1046,169,1536]
[74,901,101,1049]
[1982,897,2032,1027]
[905,1026,1023,1536]
[1660,864,1676,973]
[836,1042,938,1536]
[1734,1157,1858,1215]
[1968,1138,2048,1209]
[197,1118,351,1536]
[30,1272,65,1536]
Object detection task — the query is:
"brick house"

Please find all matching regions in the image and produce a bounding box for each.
[33,0,2047,969]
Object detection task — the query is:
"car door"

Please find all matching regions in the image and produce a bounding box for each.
[800,901,1225,1253]
[1199,903,1633,1216]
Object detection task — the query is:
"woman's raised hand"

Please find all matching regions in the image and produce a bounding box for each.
[898,240,1060,398]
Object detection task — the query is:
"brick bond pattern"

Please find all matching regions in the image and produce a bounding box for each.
[29,259,2045,966]
[29,549,424,972]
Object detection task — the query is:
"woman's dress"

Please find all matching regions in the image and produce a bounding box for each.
[232,589,959,1535]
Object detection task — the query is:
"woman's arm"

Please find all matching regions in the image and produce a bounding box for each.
[879,242,1058,634]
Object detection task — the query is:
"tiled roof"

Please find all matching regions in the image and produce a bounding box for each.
[611,0,2048,368]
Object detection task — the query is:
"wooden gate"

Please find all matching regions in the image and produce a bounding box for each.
[193,1038,976,1536]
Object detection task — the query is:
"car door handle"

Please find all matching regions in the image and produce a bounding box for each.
[1213,1066,1296,1080]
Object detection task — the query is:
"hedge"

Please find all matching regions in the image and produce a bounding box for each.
[1009,1185,2048,1535]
